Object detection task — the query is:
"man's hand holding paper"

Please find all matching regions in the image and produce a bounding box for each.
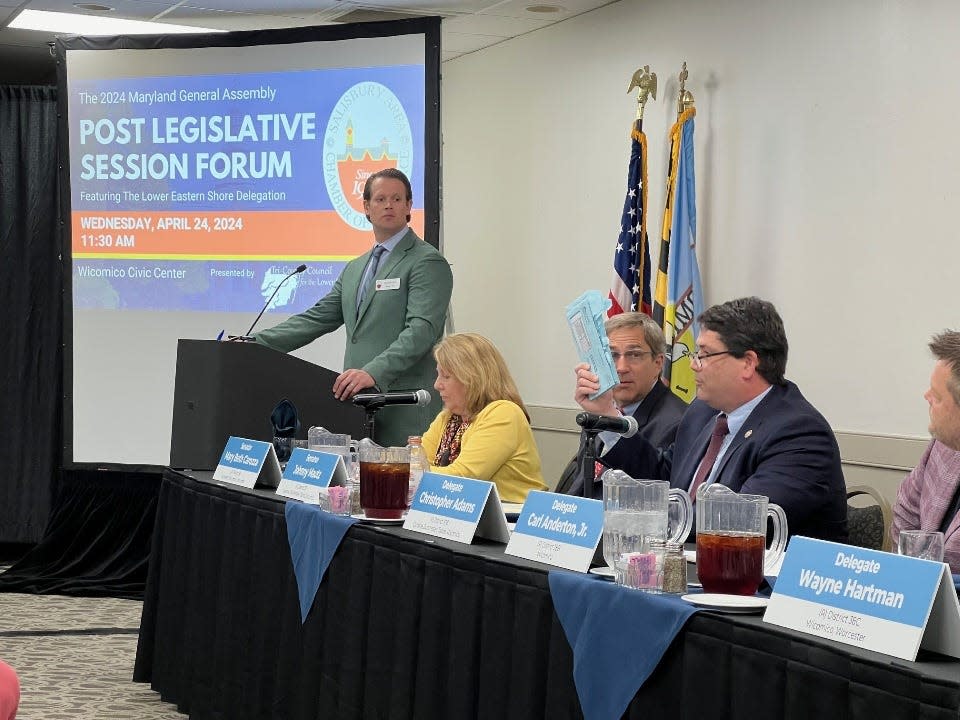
[573,362,618,416]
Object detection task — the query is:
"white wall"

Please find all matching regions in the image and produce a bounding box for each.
[441,0,960,443]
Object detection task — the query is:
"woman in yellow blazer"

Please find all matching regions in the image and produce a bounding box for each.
[422,333,547,503]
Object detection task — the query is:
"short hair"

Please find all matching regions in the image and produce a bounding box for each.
[929,330,960,406]
[699,297,788,385]
[362,168,413,202]
[433,333,530,421]
[604,312,668,357]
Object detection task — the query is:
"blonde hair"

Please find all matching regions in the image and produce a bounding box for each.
[433,333,530,421]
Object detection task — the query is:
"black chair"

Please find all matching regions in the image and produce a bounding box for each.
[846,484,892,551]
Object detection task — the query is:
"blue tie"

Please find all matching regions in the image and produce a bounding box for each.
[357,244,386,311]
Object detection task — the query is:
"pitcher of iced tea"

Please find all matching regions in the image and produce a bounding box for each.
[695,483,787,595]
[358,439,410,519]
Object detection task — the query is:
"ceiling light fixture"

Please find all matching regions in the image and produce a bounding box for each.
[10,8,225,35]
[525,4,565,13]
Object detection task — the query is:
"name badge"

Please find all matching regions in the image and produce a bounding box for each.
[376,278,401,291]
[213,436,280,489]
[505,491,603,572]
[765,536,960,661]
[275,449,348,504]
[404,472,510,544]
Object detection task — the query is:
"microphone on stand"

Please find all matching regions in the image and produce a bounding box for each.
[352,389,432,441]
[234,264,307,340]
[575,412,639,438]
[352,389,432,410]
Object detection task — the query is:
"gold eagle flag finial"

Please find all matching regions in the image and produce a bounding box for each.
[677,61,695,116]
[627,65,657,120]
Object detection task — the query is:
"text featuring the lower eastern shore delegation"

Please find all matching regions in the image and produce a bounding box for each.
[797,551,904,609]
[78,113,315,181]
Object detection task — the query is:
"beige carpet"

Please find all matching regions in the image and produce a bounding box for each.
[0,591,184,719]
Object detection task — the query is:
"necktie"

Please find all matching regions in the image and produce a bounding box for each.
[688,413,729,500]
[357,244,386,311]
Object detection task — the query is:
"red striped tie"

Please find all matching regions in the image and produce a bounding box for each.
[688,414,729,500]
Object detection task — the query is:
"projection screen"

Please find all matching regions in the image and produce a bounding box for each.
[58,18,441,467]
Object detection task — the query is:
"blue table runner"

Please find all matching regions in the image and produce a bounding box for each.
[284,502,357,622]
[549,571,699,720]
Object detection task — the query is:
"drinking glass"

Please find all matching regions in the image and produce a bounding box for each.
[898,530,945,562]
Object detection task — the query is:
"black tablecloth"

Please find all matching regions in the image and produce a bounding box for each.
[134,470,960,720]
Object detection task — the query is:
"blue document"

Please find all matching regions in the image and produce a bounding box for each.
[566,290,618,399]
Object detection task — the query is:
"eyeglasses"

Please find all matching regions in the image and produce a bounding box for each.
[610,350,656,363]
[689,349,733,368]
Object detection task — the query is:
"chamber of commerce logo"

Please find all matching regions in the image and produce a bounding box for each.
[323,82,414,229]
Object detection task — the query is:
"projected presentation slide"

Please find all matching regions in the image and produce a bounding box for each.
[68,63,425,315]
[62,25,439,467]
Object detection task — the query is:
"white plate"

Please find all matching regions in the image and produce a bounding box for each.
[684,550,697,563]
[681,593,768,613]
[588,565,617,578]
[350,513,406,525]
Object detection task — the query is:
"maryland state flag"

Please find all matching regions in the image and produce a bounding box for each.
[653,108,703,403]
[607,120,652,317]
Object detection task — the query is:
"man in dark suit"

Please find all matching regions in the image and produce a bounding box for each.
[255,169,453,446]
[558,312,687,499]
[576,297,848,542]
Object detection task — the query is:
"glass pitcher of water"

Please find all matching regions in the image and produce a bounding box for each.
[601,470,693,578]
[307,426,356,480]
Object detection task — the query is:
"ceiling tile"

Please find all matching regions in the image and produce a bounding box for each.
[442,12,550,36]
[442,29,505,52]
[479,0,614,20]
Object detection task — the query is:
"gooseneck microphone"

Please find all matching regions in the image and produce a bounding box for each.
[242,264,307,338]
[575,412,639,438]
[352,389,432,410]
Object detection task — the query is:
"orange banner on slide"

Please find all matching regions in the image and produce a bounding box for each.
[71,210,425,258]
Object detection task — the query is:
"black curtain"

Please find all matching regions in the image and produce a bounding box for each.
[0,85,61,542]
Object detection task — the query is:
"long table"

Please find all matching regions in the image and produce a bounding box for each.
[133,470,960,719]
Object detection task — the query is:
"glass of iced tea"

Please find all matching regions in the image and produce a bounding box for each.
[695,484,787,595]
[358,441,410,519]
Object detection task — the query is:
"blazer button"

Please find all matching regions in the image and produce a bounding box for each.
[351,338,358,344]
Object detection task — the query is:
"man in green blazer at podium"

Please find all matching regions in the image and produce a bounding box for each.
[255,169,453,446]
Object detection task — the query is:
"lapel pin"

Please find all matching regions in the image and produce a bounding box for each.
[744,429,753,439]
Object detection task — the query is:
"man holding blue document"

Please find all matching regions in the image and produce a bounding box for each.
[575,297,848,542]
[561,312,686,498]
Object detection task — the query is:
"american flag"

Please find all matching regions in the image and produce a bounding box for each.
[608,121,652,317]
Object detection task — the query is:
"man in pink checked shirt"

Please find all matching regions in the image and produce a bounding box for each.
[892,330,960,572]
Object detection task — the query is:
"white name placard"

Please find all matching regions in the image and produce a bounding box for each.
[764,536,960,661]
[275,449,348,504]
[505,491,603,572]
[213,436,280,489]
[404,472,510,544]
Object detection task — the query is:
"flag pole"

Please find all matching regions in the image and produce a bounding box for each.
[676,61,695,117]
[628,64,658,122]
[654,62,703,402]
[607,66,657,318]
